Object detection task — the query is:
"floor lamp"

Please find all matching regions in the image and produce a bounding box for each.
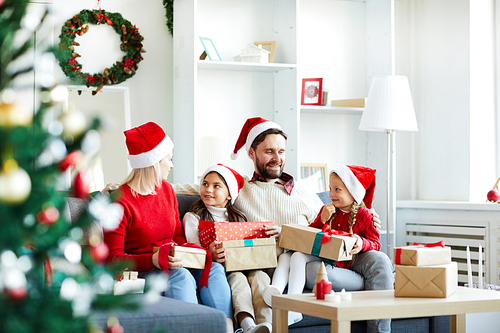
[358,75,418,257]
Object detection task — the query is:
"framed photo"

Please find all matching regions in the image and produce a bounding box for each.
[301,78,323,106]
[300,163,328,192]
[254,41,276,63]
[199,37,221,61]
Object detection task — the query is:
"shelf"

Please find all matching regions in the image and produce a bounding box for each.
[300,106,364,115]
[197,60,297,72]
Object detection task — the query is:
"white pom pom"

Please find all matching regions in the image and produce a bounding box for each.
[230,152,238,160]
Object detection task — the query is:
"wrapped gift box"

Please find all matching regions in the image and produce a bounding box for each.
[153,245,206,269]
[113,271,145,295]
[394,244,451,266]
[278,224,356,261]
[198,221,275,249]
[395,262,458,298]
[223,238,277,272]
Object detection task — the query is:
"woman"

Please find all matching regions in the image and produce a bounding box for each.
[103,122,233,332]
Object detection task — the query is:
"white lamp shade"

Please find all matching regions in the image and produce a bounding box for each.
[359,75,418,132]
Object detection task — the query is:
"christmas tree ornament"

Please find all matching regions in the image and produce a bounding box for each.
[36,206,60,224]
[107,317,124,333]
[61,239,82,264]
[487,177,500,203]
[72,171,90,200]
[89,194,123,231]
[60,150,83,171]
[0,159,32,205]
[0,102,33,127]
[89,235,109,263]
[57,9,145,94]
[312,261,328,294]
[59,106,87,138]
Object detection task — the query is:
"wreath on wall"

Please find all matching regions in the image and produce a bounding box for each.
[57,9,145,94]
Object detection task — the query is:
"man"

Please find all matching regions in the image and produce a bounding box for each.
[175,117,393,333]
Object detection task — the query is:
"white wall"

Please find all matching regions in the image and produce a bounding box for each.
[51,0,173,156]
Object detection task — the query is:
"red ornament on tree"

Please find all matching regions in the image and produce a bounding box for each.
[90,241,109,263]
[5,286,28,302]
[37,206,60,224]
[60,150,82,171]
[73,171,90,200]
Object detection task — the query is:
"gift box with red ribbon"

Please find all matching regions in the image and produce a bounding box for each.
[154,245,207,269]
[394,241,451,266]
[198,221,275,249]
[279,224,356,261]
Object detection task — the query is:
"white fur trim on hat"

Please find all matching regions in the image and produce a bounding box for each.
[331,165,364,205]
[200,165,239,204]
[128,135,174,169]
[244,121,282,155]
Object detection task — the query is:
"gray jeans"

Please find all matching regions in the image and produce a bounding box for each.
[305,250,394,333]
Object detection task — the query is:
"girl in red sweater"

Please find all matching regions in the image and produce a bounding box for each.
[103,122,232,331]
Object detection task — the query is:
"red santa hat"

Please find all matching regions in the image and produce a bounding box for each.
[200,164,245,204]
[124,122,174,169]
[231,117,282,160]
[331,165,377,209]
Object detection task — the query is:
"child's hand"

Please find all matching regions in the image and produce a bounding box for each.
[209,241,226,263]
[264,224,281,238]
[320,204,336,223]
[351,234,363,255]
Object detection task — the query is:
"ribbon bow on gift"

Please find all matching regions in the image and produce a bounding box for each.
[394,241,445,265]
[157,241,212,291]
[320,224,351,245]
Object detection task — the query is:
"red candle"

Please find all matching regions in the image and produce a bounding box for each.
[316,279,332,300]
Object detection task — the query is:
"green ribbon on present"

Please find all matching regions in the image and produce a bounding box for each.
[244,239,254,247]
[311,232,324,256]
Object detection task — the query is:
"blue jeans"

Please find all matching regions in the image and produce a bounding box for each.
[140,267,199,304]
[306,251,394,333]
[192,262,233,318]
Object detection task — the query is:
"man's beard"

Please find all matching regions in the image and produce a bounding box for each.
[256,159,284,180]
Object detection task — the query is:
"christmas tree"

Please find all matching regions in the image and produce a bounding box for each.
[0,1,134,331]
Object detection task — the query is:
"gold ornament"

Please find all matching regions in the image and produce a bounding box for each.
[0,102,33,127]
[59,105,87,138]
[0,159,32,205]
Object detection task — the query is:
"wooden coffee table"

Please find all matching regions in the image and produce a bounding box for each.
[272,287,500,333]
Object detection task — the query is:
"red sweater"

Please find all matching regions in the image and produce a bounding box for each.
[309,206,380,268]
[103,181,187,272]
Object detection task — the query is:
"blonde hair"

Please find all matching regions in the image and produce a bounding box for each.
[122,161,164,196]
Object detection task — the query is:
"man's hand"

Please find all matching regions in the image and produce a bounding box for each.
[264,224,281,238]
[102,183,119,195]
[371,210,381,233]
[351,234,363,255]
[209,241,226,263]
[320,204,336,223]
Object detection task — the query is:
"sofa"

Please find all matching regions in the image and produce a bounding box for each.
[66,193,450,333]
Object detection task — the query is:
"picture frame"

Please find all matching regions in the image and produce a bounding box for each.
[300,163,328,192]
[199,37,221,61]
[254,41,276,63]
[301,78,323,106]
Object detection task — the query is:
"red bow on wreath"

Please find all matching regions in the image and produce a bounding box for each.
[320,224,351,245]
[96,13,113,25]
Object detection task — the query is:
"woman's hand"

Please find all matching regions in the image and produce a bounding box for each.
[152,250,183,270]
[351,234,363,255]
[264,224,281,238]
[320,204,336,223]
[209,241,226,263]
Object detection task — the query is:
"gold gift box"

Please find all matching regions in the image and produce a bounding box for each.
[395,262,458,298]
[394,245,451,266]
[154,245,206,269]
[279,224,356,261]
[223,238,277,272]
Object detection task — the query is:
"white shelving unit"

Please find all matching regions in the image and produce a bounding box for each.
[300,106,364,115]
[173,0,299,183]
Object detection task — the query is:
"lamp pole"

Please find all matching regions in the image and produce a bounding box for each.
[386,129,396,258]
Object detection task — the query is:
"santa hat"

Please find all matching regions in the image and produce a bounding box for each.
[331,165,376,209]
[231,117,282,160]
[124,122,174,169]
[200,164,245,204]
